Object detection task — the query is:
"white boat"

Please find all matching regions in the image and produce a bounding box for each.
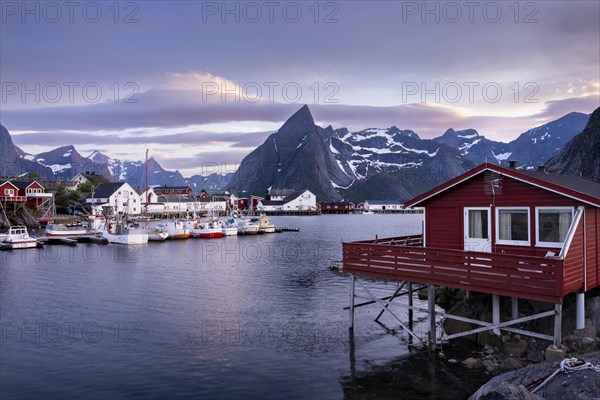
[237,218,259,235]
[1,226,39,249]
[221,218,238,236]
[192,219,223,239]
[101,221,148,245]
[147,223,169,241]
[164,219,191,240]
[45,223,89,237]
[257,214,275,233]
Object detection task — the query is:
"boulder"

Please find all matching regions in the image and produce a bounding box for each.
[470,352,600,400]
[470,381,542,400]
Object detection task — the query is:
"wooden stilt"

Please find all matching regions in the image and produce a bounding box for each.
[492,294,500,335]
[349,275,355,331]
[511,297,518,320]
[554,303,562,346]
[428,285,436,349]
[408,282,414,331]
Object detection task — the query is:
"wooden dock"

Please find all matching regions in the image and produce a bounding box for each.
[37,236,109,246]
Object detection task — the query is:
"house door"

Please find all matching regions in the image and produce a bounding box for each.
[464,207,491,252]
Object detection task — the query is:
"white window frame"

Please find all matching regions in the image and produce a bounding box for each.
[495,207,531,246]
[4,188,14,196]
[535,206,574,248]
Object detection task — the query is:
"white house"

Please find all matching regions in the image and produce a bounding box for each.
[138,190,230,215]
[86,182,142,215]
[67,172,108,191]
[363,200,403,212]
[258,190,317,212]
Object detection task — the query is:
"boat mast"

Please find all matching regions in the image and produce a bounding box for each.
[145,149,149,224]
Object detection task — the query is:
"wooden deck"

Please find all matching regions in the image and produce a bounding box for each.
[343,235,566,304]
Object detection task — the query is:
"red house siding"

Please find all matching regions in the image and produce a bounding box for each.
[563,217,585,294]
[19,181,44,195]
[585,208,599,289]
[423,173,588,256]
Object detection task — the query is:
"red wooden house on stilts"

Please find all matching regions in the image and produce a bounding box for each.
[343,162,600,346]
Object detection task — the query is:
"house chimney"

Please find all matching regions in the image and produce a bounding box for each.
[537,165,546,173]
[508,160,517,169]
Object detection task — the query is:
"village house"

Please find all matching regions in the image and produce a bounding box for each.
[343,162,600,346]
[139,189,231,215]
[320,201,355,214]
[257,189,317,212]
[66,172,110,191]
[86,182,142,215]
[0,180,53,209]
[153,185,193,196]
[363,199,403,212]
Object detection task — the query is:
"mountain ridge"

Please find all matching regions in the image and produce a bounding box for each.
[1,107,591,199]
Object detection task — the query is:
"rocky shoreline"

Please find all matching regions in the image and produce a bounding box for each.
[434,287,600,399]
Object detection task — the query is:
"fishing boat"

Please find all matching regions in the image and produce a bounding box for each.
[164,219,191,240]
[101,220,148,245]
[257,214,275,234]
[221,217,239,236]
[193,219,223,238]
[1,226,40,249]
[147,223,169,241]
[45,223,89,237]
[237,218,259,235]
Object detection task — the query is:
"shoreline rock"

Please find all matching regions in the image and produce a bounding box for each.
[469,351,600,400]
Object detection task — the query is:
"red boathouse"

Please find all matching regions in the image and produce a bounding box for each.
[343,162,600,345]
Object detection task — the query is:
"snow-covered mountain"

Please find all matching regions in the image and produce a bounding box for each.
[228,106,474,201]
[86,150,143,182]
[1,107,591,200]
[228,106,591,202]
[33,145,110,179]
[433,112,589,169]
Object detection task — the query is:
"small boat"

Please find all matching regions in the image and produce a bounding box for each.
[237,218,259,235]
[45,223,89,237]
[1,226,39,250]
[257,214,275,234]
[193,220,223,239]
[147,223,169,241]
[101,221,148,245]
[164,219,191,240]
[221,218,238,236]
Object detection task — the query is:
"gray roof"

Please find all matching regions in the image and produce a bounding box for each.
[11,181,37,190]
[520,170,600,200]
[269,188,295,197]
[87,182,126,199]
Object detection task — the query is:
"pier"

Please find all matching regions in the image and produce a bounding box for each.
[37,236,109,246]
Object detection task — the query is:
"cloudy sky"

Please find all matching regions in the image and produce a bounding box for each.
[1,0,598,176]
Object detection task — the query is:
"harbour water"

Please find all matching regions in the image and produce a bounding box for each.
[0,214,487,399]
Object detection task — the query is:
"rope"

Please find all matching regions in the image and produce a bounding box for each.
[531,357,600,394]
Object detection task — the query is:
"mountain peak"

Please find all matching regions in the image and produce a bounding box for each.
[286,104,314,126]
[443,128,456,136]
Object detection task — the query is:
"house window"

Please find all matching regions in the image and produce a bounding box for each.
[4,188,14,196]
[536,207,573,248]
[496,207,530,245]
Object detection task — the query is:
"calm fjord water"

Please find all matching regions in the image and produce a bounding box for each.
[1,214,440,399]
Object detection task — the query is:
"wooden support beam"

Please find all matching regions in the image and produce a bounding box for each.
[408,282,413,331]
[554,303,562,346]
[375,282,405,322]
[357,279,422,342]
[428,285,436,349]
[349,275,355,331]
[511,297,519,320]
[492,294,500,335]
